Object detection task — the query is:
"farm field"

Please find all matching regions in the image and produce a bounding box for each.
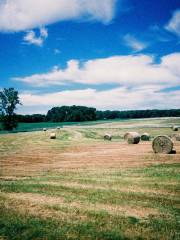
[1,116,180,134]
[0,117,180,239]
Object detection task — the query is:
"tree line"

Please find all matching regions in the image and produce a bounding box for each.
[0,88,180,130]
[96,109,180,120]
[14,108,180,123]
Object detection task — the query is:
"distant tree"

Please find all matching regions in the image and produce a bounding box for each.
[0,88,21,130]
[96,111,104,120]
[16,114,46,123]
[4,106,180,126]
[46,105,96,122]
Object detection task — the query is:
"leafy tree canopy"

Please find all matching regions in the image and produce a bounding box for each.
[0,88,21,130]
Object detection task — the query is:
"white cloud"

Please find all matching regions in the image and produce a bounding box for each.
[14,52,180,114]
[13,53,180,88]
[0,0,117,32]
[161,52,180,76]
[165,9,180,36]
[23,27,48,46]
[123,34,148,52]
[18,86,180,114]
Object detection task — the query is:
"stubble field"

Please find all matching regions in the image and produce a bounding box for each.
[0,118,180,239]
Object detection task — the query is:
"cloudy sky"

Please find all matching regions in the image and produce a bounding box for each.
[0,0,180,114]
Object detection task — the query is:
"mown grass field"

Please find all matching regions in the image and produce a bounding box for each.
[1,116,180,134]
[0,118,180,239]
[0,118,135,133]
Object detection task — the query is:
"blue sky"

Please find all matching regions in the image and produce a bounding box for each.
[0,0,180,114]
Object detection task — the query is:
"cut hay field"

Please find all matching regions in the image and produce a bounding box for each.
[1,116,180,134]
[0,118,180,239]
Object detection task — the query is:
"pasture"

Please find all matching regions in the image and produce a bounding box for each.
[0,118,180,239]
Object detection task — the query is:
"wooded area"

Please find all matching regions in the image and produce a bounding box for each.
[1,106,179,123]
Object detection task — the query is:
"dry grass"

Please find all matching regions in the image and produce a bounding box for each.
[0,118,180,239]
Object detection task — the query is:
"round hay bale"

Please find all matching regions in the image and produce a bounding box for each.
[124,132,140,144]
[152,135,173,154]
[124,132,129,140]
[175,134,180,141]
[170,134,179,140]
[43,128,47,131]
[172,126,178,131]
[50,133,56,139]
[104,134,112,141]
[141,133,150,141]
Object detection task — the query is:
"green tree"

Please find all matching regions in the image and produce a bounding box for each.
[0,88,21,130]
[46,105,96,122]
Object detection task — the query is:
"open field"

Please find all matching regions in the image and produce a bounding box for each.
[0,118,180,239]
[1,117,180,134]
